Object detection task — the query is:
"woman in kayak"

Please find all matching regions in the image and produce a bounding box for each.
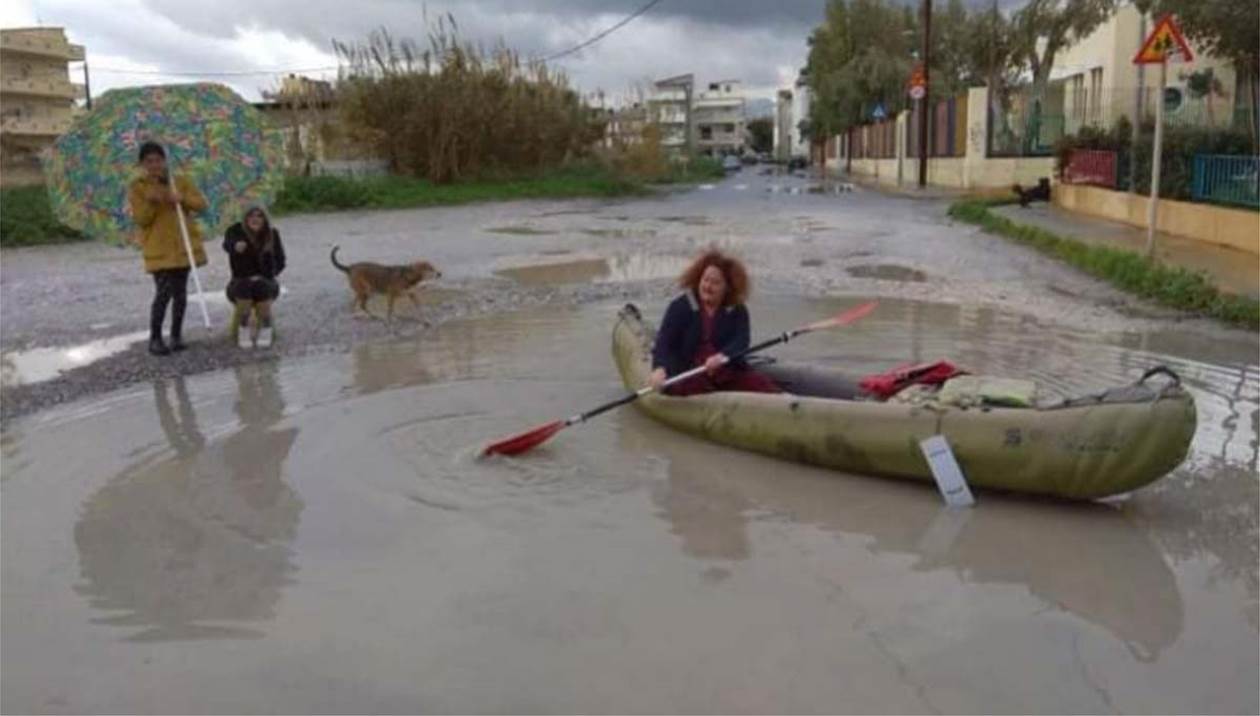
[648,248,782,396]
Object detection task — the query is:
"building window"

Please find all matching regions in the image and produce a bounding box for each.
[1088,68,1103,125]
[1070,74,1085,121]
[722,123,735,134]
[700,126,713,140]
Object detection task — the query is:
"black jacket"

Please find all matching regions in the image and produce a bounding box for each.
[651,292,752,378]
[223,223,286,280]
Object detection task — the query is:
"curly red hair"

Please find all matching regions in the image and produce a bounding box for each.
[678,248,750,306]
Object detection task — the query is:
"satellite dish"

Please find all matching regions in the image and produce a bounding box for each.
[1163,87,1183,113]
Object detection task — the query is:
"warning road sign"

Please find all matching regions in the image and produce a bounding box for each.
[1134,14,1193,64]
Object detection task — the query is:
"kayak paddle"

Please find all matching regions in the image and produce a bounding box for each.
[481,300,877,457]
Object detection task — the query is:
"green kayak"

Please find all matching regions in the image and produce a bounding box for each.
[612,304,1196,500]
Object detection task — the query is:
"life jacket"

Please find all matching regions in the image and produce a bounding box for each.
[859,360,966,400]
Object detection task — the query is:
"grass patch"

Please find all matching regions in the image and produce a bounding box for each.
[0,185,86,247]
[273,164,646,216]
[658,156,726,184]
[948,199,1259,330]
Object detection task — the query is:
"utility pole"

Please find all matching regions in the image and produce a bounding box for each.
[82,61,92,110]
[684,81,694,157]
[918,0,931,188]
[1130,12,1146,194]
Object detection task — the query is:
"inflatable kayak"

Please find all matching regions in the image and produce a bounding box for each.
[612,304,1196,500]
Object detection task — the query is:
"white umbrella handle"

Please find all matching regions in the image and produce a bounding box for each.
[167,170,212,329]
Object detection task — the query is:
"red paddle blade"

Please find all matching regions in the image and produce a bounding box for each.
[801,300,877,333]
[481,420,566,457]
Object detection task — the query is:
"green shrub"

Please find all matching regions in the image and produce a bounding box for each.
[273,165,644,216]
[948,199,1259,330]
[0,186,85,247]
[1054,119,1255,201]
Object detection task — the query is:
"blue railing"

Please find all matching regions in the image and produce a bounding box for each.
[1192,154,1260,209]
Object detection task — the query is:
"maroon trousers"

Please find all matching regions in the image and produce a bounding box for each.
[666,309,781,396]
[666,366,782,397]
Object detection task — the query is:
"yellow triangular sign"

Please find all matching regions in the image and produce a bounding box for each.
[1134,14,1194,64]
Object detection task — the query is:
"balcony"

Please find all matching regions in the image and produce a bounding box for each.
[1,75,80,99]
[0,33,84,61]
[1,115,72,136]
[698,134,745,147]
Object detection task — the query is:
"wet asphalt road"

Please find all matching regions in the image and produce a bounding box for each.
[0,168,1241,423]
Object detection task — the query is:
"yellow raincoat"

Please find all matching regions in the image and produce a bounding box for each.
[127,174,209,273]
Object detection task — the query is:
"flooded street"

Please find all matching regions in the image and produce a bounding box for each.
[2,173,1257,713]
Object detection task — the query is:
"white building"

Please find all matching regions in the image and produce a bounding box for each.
[791,72,812,158]
[774,70,812,163]
[1051,4,1241,135]
[694,79,746,156]
[648,74,693,153]
[775,88,793,162]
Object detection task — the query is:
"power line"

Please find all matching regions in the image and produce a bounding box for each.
[543,0,664,62]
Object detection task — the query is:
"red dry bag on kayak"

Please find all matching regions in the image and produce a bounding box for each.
[859,360,966,400]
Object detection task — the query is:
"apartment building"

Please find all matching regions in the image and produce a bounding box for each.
[1,27,86,186]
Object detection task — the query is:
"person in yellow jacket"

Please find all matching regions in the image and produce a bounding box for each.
[127,141,209,355]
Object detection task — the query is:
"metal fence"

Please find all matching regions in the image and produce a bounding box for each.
[1062,149,1119,188]
[850,119,898,159]
[908,94,968,158]
[1192,154,1260,209]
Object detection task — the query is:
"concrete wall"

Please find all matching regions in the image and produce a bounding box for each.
[1055,183,1260,255]
[828,87,1054,190]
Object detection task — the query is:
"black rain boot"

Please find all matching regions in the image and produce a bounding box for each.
[169,292,188,351]
[150,293,171,357]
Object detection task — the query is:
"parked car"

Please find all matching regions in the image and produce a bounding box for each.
[722,155,742,172]
[787,156,808,171]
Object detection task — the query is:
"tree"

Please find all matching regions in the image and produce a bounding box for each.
[930,0,975,99]
[1012,0,1118,100]
[805,0,918,136]
[964,2,1026,149]
[747,117,774,153]
[1147,0,1260,145]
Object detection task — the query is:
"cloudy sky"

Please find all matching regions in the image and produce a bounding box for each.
[2,0,830,105]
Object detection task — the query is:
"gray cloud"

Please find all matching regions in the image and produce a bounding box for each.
[28,0,829,101]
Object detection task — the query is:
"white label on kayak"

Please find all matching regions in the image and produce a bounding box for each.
[920,435,975,508]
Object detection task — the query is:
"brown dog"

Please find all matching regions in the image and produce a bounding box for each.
[330,246,442,322]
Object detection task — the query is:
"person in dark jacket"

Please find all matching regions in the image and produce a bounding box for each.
[649,248,781,396]
[223,205,286,348]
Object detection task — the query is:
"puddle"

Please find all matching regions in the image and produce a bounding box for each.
[494,254,689,286]
[579,228,657,239]
[485,225,558,236]
[807,183,856,196]
[1,296,1256,713]
[846,263,928,282]
[656,216,711,226]
[536,209,598,218]
[800,258,825,268]
[1,331,149,387]
[495,257,610,285]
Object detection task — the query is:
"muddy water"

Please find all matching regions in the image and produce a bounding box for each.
[2,296,1256,714]
[494,254,691,286]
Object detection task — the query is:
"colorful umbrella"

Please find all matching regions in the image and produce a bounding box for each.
[42,83,285,243]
